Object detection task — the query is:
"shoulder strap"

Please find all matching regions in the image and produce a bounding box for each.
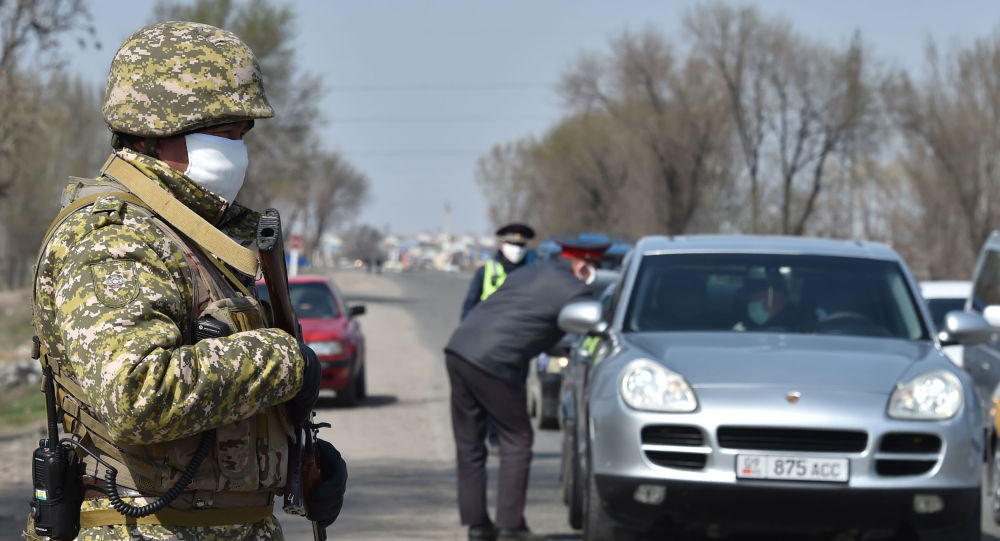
[101,155,260,277]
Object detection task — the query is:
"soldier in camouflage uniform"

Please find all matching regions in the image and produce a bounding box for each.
[26,22,346,540]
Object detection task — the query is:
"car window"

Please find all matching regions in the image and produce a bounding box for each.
[255,282,341,318]
[972,249,1000,312]
[624,253,928,340]
[926,298,966,331]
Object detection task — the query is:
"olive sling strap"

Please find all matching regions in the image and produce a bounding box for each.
[78,504,274,528]
[101,154,261,278]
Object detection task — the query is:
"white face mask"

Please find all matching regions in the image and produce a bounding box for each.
[500,242,526,264]
[583,264,597,285]
[183,132,249,203]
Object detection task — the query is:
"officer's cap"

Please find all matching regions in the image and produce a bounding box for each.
[496,223,535,244]
[556,239,611,263]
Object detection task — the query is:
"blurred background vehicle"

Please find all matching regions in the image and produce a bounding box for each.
[558,235,990,540]
[256,275,367,407]
[921,281,973,332]
[920,280,972,367]
[962,232,1000,425]
[527,269,620,430]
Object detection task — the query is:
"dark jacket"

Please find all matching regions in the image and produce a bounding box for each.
[460,250,527,320]
[446,260,591,383]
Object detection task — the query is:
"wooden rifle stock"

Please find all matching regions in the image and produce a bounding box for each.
[256,209,298,337]
[256,208,326,540]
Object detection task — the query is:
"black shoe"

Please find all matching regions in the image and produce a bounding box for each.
[469,524,497,541]
[496,528,547,541]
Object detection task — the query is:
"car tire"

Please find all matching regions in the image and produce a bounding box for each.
[333,363,360,407]
[991,441,1000,525]
[527,359,543,430]
[583,454,638,541]
[355,359,367,400]
[562,427,583,529]
[537,382,559,430]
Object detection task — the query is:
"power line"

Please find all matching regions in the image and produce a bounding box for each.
[329,114,552,123]
[326,82,555,92]
[342,149,485,157]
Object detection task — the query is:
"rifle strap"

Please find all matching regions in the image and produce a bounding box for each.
[101,154,260,278]
[79,504,274,528]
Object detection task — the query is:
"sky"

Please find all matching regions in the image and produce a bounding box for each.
[63,0,1000,237]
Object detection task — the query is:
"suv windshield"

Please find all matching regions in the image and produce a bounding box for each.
[625,253,927,339]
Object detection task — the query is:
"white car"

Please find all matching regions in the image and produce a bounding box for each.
[920,280,972,367]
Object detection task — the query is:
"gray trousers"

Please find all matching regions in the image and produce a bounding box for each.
[446,353,533,530]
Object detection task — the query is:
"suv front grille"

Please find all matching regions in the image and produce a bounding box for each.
[641,425,704,446]
[645,451,708,469]
[874,432,941,476]
[717,427,867,453]
[879,433,941,454]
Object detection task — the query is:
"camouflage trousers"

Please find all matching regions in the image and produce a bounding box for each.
[23,502,284,540]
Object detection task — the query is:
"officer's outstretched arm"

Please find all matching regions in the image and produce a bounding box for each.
[48,215,304,445]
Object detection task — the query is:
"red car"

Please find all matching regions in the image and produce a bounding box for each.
[255,275,367,406]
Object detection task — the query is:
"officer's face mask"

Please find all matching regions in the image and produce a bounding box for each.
[183,133,249,203]
[500,242,526,264]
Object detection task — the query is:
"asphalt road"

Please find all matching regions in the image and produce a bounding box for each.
[2,268,1000,540]
[278,268,575,540]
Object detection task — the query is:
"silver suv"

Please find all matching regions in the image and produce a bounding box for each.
[559,235,992,540]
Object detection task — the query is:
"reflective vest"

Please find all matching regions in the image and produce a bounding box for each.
[480,259,508,300]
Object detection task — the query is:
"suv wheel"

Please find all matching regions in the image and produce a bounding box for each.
[582,453,638,541]
[563,427,583,529]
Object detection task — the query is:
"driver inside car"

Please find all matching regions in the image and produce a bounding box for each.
[733,278,795,331]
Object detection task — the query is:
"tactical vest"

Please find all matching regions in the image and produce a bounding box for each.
[480,259,507,300]
[31,164,288,525]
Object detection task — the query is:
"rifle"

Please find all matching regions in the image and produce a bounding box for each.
[256,208,327,541]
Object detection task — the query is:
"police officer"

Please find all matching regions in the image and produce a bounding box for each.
[445,240,608,541]
[461,223,535,320]
[27,22,345,540]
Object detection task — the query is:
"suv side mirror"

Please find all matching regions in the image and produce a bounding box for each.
[940,310,993,346]
[559,300,606,335]
[349,305,366,317]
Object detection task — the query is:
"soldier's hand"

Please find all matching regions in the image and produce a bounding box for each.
[288,341,321,425]
[307,438,348,528]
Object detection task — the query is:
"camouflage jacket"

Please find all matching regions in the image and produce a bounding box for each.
[28,149,303,540]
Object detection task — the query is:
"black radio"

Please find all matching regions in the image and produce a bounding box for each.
[30,366,82,540]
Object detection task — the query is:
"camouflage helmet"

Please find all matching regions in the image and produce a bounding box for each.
[103,21,274,137]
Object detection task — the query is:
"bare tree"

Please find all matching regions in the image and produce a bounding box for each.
[474,139,542,228]
[884,32,1000,277]
[558,27,733,235]
[0,0,94,199]
[294,150,370,258]
[685,4,879,235]
[340,224,384,264]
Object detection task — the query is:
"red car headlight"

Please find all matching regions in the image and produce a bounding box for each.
[308,340,344,356]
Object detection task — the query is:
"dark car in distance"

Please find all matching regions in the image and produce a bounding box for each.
[256,275,367,406]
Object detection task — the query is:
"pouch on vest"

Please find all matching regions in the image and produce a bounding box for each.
[197,296,265,334]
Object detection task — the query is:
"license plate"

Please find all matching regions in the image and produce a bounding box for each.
[736,454,848,482]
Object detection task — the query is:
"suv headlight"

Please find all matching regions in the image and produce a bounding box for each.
[309,340,344,356]
[888,370,963,420]
[620,359,697,412]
